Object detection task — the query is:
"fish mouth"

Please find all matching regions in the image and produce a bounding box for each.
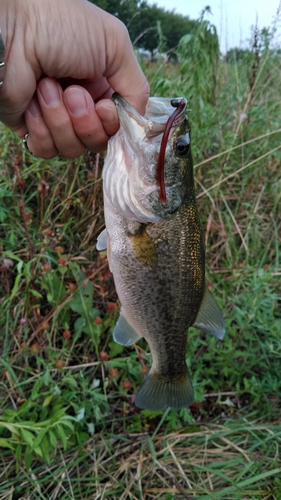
[112,93,187,140]
[110,94,188,215]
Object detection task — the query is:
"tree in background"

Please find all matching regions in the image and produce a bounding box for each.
[89,1,220,110]
[225,48,252,64]
[90,0,196,56]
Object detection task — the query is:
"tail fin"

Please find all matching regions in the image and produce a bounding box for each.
[135,369,194,411]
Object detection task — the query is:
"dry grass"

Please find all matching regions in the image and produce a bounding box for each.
[1,420,280,499]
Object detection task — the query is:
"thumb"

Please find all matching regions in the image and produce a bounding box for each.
[102,18,150,116]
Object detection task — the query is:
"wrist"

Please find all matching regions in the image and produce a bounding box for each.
[0,0,27,96]
[0,0,18,56]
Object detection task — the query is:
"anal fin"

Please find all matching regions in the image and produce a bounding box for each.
[113,310,141,346]
[193,286,225,340]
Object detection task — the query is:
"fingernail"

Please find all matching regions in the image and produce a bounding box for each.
[64,88,88,117]
[95,101,119,136]
[39,79,61,107]
[26,97,41,117]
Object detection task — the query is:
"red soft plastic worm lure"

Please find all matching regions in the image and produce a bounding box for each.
[157,98,186,204]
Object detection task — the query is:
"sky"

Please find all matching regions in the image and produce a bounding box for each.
[154,0,281,52]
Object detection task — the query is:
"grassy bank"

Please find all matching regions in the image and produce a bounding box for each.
[0,42,280,498]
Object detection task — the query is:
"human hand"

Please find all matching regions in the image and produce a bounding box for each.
[0,0,149,158]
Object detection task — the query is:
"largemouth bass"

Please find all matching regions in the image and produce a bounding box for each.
[97,94,225,411]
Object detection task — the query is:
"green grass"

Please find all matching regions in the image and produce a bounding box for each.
[0,34,281,498]
[0,418,280,498]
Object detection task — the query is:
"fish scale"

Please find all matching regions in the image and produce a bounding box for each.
[97,94,225,411]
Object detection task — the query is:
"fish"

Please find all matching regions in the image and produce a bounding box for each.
[97,94,225,411]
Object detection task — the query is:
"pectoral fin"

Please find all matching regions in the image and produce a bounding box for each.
[96,228,112,271]
[193,287,225,340]
[96,228,107,251]
[113,309,141,346]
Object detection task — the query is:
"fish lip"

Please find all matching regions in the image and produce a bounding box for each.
[112,93,148,147]
[112,93,138,111]
[112,93,142,123]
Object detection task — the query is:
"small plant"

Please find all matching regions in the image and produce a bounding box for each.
[0,404,75,470]
[177,7,220,109]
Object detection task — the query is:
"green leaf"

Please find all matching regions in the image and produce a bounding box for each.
[62,377,78,388]
[33,445,43,458]
[0,438,15,450]
[68,271,97,337]
[10,272,23,300]
[146,435,156,464]
[40,435,51,464]
[49,430,58,449]
[50,408,67,423]
[43,394,54,407]
[24,446,33,472]
[58,265,68,275]
[59,417,75,431]
[0,207,8,222]
[15,444,22,460]
[3,251,23,263]
[0,421,20,437]
[42,270,66,305]
[55,425,67,450]
[19,428,35,447]
[74,316,86,336]
[32,429,48,449]
[69,272,94,314]
[109,340,125,357]
[29,289,43,298]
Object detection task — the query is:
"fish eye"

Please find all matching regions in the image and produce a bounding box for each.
[175,135,190,157]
